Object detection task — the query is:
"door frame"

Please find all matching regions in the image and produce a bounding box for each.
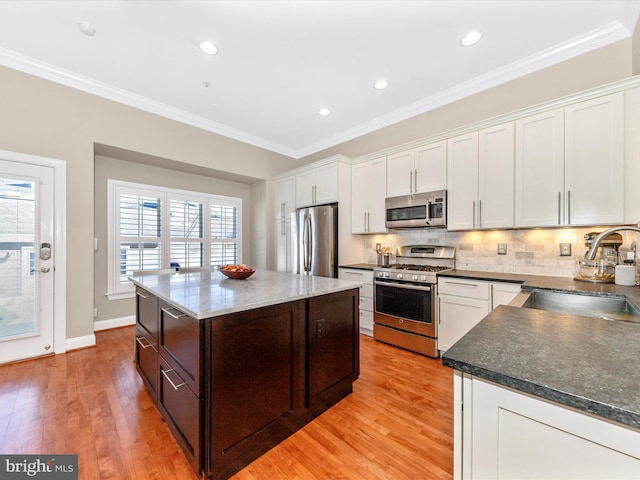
[0,149,66,355]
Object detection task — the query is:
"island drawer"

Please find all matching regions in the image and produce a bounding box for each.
[135,326,159,403]
[158,354,202,474]
[159,301,204,398]
[136,287,159,344]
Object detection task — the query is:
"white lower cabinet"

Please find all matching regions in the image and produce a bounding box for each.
[338,267,374,336]
[454,372,640,480]
[438,278,520,352]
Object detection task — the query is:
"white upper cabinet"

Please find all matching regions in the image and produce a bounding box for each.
[447,132,479,230]
[515,109,565,227]
[478,123,515,229]
[295,161,339,208]
[273,175,296,221]
[352,156,387,234]
[386,141,446,198]
[516,93,624,227]
[564,93,624,226]
[447,123,514,230]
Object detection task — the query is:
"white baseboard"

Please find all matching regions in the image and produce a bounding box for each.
[94,315,136,331]
[66,334,96,351]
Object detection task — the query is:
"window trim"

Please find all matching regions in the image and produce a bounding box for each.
[106,179,242,300]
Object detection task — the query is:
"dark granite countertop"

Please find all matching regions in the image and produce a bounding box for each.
[441,270,640,430]
[339,263,378,271]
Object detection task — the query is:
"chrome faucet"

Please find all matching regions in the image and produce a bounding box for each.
[584,226,640,260]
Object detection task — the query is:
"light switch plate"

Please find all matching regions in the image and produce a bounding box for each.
[560,243,572,256]
[497,244,507,255]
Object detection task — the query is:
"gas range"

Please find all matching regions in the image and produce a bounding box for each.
[373,245,456,284]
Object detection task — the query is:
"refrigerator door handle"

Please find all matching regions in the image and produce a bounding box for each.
[302,213,312,272]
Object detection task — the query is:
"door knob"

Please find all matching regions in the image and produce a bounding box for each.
[40,267,50,273]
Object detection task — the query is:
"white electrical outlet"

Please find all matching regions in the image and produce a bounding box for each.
[497,244,507,255]
[560,243,572,256]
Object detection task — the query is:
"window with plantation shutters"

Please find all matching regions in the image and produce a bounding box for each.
[107,180,242,299]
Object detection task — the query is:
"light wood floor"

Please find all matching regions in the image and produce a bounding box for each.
[0,327,453,479]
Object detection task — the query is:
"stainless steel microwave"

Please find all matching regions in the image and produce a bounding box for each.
[385,190,447,228]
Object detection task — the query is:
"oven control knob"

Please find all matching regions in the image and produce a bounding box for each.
[412,274,418,281]
[420,275,427,282]
[382,272,389,278]
[396,273,403,280]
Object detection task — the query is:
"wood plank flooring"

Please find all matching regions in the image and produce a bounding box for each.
[0,327,453,479]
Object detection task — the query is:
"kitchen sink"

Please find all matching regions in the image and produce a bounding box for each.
[521,290,640,323]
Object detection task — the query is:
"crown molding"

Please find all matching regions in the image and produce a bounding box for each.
[295,21,632,159]
[0,47,298,158]
[0,16,635,161]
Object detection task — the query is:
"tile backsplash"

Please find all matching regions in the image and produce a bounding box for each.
[361,227,638,278]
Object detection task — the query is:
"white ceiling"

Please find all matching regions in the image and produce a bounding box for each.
[0,1,638,159]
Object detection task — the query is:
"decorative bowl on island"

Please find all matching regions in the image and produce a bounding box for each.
[220,265,255,279]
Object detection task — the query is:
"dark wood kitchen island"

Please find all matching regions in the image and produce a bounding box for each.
[129,269,361,479]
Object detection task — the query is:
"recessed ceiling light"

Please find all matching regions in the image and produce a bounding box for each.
[318,108,331,116]
[199,40,218,55]
[374,80,389,90]
[78,21,96,37]
[461,30,483,46]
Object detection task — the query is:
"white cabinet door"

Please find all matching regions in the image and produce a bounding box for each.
[386,149,415,197]
[275,219,293,273]
[491,282,520,309]
[313,162,339,205]
[352,157,386,233]
[468,377,640,479]
[447,132,479,230]
[564,93,624,226]
[515,109,565,227]
[274,175,296,221]
[415,141,447,193]
[438,294,489,352]
[478,122,514,229]
[295,169,316,207]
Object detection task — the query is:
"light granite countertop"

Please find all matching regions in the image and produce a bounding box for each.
[129,269,362,320]
[441,270,640,430]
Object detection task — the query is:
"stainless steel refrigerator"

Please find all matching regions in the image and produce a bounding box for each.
[292,203,338,278]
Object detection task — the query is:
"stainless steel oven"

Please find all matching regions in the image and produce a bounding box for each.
[373,245,455,358]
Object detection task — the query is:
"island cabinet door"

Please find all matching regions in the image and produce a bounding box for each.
[136,286,159,343]
[208,300,306,479]
[158,301,204,398]
[308,288,360,411]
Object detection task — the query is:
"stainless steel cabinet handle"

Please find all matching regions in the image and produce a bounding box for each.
[414,169,418,193]
[472,201,476,229]
[344,271,364,276]
[161,368,187,390]
[409,170,413,193]
[280,202,285,219]
[136,291,151,299]
[135,336,153,349]
[445,280,479,287]
[161,307,187,319]
[364,212,367,232]
[478,199,482,228]
[558,192,562,225]
[567,190,571,225]
[367,212,371,232]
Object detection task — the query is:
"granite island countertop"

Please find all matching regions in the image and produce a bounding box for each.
[441,270,640,431]
[129,269,363,320]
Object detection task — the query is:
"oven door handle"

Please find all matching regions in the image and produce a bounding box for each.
[375,280,431,292]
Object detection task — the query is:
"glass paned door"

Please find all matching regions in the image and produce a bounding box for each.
[0,160,54,363]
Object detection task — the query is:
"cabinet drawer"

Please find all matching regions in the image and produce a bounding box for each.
[159,303,202,397]
[359,309,374,334]
[135,327,158,402]
[361,284,373,299]
[158,355,202,474]
[136,287,158,343]
[359,296,373,312]
[438,278,490,300]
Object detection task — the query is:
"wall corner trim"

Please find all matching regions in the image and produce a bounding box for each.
[65,334,96,352]
[94,316,136,332]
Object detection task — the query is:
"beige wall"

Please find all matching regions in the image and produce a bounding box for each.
[94,155,254,322]
[299,39,634,163]
[0,66,296,339]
